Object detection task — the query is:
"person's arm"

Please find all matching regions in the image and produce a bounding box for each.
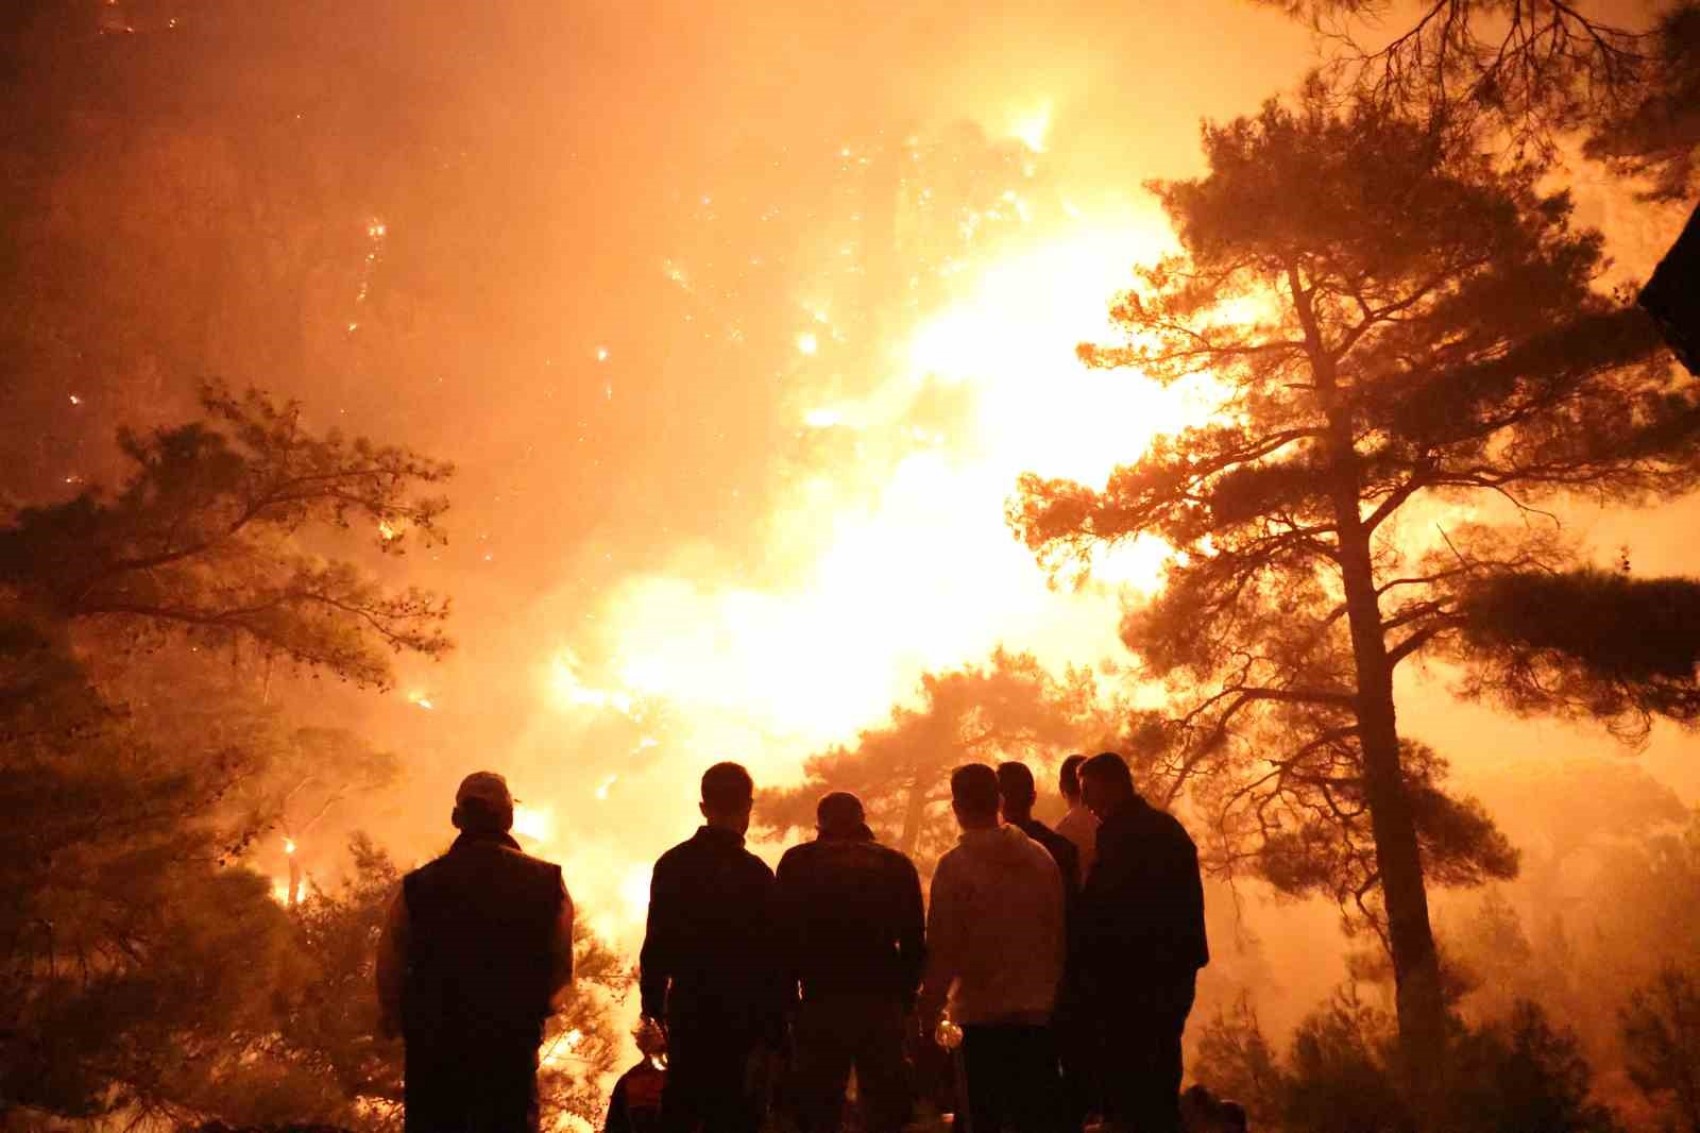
[375,886,408,1038]
[895,856,927,1010]
[919,858,963,1030]
[637,859,674,1023]
[1182,833,1209,970]
[772,850,805,1009]
[549,870,575,1004]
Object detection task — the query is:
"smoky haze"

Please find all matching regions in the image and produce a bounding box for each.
[5,0,1698,1109]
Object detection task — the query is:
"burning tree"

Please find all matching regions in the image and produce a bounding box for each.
[1011,89,1700,1084]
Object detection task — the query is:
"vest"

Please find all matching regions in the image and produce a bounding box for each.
[402,832,563,1045]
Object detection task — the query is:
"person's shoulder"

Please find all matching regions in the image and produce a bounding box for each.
[776,840,814,874]
[652,835,698,874]
[739,844,775,879]
[868,840,917,872]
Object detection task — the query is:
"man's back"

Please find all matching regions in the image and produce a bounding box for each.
[1055,804,1098,879]
[402,834,567,1042]
[1013,817,1080,895]
[927,825,1064,1025]
[1078,797,1207,983]
[775,835,925,1001]
[639,825,778,1030]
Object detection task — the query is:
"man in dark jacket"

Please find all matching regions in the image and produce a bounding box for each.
[996,762,1080,895]
[1076,752,1208,1133]
[998,761,1088,1131]
[774,792,925,1133]
[640,762,782,1133]
[377,772,574,1133]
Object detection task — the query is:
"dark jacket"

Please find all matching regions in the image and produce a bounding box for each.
[774,828,926,1004]
[1014,817,1080,895]
[398,830,569,1044]
[639,825,781,1035]
[1075,796,1208,990]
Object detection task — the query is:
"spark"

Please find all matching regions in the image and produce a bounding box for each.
[68,394,82,405]
[803,407,841,429]
[594,774,617,801]
[796,331,819,356]
[283,838,297,855]
[367,219,388,240]
[406,690,434,710]
[596,346,610,362]
[378,519,403,542]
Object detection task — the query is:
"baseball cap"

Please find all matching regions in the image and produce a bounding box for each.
[455,771,515,811]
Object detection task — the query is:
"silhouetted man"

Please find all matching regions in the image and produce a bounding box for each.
[604,1022,669,1133]
[1076,752,1208,1133]
[996,761,1089,1132]
[775,791,925,1133]
[1054,754,1098,882]
[922,764,1064,1133]
[377,772,574,1133]
[640,762,782,1133]
[997,762,1080,895]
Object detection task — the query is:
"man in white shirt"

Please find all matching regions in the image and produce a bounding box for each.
[1054,754,1099,882]
[921,764,1065,1133]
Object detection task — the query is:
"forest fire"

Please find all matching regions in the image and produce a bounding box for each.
[6,1,1700,1131]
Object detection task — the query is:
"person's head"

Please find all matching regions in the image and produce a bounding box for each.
[1079,751,1135,819]
[816,791,868,839]
[1059,753,1088,804]
[996,761,1037,823]
[950,763,1002,831]
[452,771,515,835]
[700,761,755,834]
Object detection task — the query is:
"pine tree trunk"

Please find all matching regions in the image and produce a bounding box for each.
[1303,274,1449,1090]
[1335,517,1448,1077]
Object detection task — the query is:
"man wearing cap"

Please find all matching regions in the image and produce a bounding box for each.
[377,772,575,1133]
[773,792,925,1133]
[640,762,784,1133]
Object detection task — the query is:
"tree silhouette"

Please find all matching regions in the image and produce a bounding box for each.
[1256,0,1700,196]
[1011,90,1696,1081]
[0,383,453,689]
[1622,966,1700,1133]
[758,650,1110,872]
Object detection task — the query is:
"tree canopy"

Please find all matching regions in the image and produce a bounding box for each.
[1011,88,1695,1077]
[0,383,453,689]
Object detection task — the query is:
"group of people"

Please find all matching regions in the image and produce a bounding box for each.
[376,752,1209,1133]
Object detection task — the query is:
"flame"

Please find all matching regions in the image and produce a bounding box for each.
[1008,102,1053,152]
[552,223,1196,758]
[512,804,554,846]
